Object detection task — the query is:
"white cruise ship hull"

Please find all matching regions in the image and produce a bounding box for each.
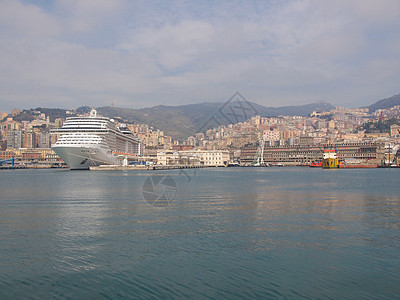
[52,144,118,170]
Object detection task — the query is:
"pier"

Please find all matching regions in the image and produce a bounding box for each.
[0,165,27,169]
[89,164,212,171]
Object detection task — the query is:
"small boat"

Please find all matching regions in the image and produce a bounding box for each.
[227,161,240,167]
[310,161,322,167]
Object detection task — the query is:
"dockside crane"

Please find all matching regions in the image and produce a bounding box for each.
[252,132,266,166]
[0,157,15,166]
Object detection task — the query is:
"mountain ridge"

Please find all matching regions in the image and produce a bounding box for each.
[368,93,400,112]
[96,101,334,139]
[8,91,400,139]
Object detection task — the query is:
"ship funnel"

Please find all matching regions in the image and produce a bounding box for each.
[89,108,97,118]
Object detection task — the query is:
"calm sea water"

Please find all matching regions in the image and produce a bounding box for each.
[0,167,399,299]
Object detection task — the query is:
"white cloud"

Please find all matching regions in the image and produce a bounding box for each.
[0,0,59,38]
[121,20,215,70]
[347,0,400,23]
[54,0,125,33]
[0,0,399,111]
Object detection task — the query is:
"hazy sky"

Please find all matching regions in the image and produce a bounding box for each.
[1,0,400,112]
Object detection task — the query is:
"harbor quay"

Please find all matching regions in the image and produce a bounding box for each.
[89,164,211,171]
[0,141,396,169]
[0,148,65,169]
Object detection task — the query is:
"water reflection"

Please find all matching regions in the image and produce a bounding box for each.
[0,168,400,299]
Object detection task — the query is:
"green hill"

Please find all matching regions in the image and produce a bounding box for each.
[9,101,335,139]
[97,101,334,139]
[368,93,400,112]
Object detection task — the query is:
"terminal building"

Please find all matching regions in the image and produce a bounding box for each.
[240,142,385,166]
[157,150,230,166]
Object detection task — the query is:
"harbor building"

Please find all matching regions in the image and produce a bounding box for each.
[390,124,400,137]
[6,130,23,149]
[240,142,385,166]
[157,150,230,166]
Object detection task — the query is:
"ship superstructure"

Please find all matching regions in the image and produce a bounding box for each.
[322,149,339,169]
[52,109,142,169]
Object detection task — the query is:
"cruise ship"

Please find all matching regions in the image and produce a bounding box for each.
[52,109,142,169]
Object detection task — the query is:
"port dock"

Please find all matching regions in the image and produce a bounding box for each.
[0,165,27,170]
[89,164,211,171]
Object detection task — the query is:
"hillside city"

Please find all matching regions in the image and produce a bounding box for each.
[1,103,400,167]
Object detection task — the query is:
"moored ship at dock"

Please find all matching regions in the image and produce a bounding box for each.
[310,161,322,167]
[322,149,339,169]
[51,109,142,170]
